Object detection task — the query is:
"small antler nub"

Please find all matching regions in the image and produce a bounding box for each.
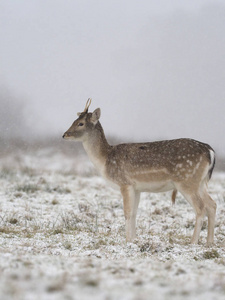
[84,98,92,113]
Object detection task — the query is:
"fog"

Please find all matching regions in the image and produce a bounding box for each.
[0,0,225,155]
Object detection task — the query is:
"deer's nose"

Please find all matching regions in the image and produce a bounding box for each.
[63,132,72,138]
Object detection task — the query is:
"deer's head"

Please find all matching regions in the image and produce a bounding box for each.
[63,99,101,141]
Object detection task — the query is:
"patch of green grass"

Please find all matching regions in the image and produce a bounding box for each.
[63,241,72,250]
[168,232,190,246]
[203,249,220,259]
[16,184,40,194]
[9,218,18,225]
[25,231,35,238]
[53,229,64,235]
[140,242,160,253]
[15,183,71,195]
[84,278,99,287]
[93,238,108,249]
[14,192,23,198]
[0,227,20,235]
[45,185,71,194]
[51,198,59,205]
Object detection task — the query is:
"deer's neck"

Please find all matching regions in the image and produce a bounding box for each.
[82,122,111,175]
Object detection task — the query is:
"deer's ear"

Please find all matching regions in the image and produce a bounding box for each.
[90,108,101,124]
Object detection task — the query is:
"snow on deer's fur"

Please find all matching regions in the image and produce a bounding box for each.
[63,99,216,246]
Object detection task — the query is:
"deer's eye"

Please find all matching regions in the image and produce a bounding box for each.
[78,122,84,127]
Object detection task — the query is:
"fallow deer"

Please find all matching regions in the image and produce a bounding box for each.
[63,99,216,246]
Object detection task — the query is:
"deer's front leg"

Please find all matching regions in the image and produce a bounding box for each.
[121,185,140,242]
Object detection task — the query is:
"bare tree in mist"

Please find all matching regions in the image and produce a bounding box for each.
[0,86,28,141]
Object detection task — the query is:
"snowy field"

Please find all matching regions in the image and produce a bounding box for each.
[0,144,225,300]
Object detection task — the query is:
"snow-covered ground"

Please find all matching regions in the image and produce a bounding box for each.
[0,146,225,300]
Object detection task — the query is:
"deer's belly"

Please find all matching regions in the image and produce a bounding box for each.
[134,180,174,193]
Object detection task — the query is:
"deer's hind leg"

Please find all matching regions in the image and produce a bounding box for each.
[177,183,206,244]
[203,192,216,246]
[121,185,140,242]
[178,185,216,245]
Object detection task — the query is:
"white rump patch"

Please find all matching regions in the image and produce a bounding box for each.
[209,150,215,170]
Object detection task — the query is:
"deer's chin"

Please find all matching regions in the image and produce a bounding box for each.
[63,132,85,141]
[65,136,82,141]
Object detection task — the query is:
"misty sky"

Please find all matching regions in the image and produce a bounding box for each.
[1,0,225,155]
